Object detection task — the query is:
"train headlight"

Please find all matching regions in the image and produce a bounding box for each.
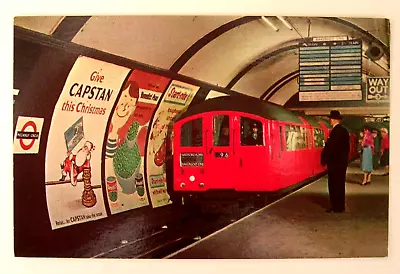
[199,182,204,188]
[189,175,195,182]
[180,182,185,188]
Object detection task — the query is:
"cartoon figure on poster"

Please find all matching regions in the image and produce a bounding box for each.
[106,80,139,158]
[103,79,150,212]
[150,110,168,168]
[60,140,95,185]
[53,116,98,208]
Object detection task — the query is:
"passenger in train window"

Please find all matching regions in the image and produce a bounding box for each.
[361,126,374,185]
[285,125,292,150]
[292,126,299,150]
[300,127,306,149]
[244,123,263,146]
[218,126,230,146]
[314,129,324,148]
[321,110,350,213]
[192,128,203,147]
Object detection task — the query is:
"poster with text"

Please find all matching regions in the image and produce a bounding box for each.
[45,56,130,229]
[146,80,200,208]
[104,70,170,214]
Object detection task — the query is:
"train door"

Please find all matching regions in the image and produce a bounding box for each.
[268,121,287,190]
[203,113,237,189]
[282,124,302,186]
[235,115,268,191]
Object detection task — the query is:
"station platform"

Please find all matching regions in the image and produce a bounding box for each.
[167,160,389,259]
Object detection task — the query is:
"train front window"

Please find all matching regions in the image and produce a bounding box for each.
[240,117,263,146]
[213,115,230,146]
[180,118,203,147]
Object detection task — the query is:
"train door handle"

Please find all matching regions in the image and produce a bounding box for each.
[239,158,243,167]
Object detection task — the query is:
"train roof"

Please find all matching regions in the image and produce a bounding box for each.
[318,118,333,129]
[295,113,323,127]
[175,96,303,124]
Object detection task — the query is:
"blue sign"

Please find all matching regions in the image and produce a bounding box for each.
[299,39,362,101]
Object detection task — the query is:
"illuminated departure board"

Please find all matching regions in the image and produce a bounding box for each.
[298,39,362,101]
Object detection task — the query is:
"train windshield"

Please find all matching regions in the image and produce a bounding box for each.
[180,118,203,147]
[213,115,230,146]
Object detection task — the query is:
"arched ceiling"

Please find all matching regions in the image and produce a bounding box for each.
[14,15,390,113]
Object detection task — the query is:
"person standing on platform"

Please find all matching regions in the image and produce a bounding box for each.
[321,110,350,213]
[358,131,364,164]
[380,128,390,176]
[360,126,374,185]
[372,129,381,169]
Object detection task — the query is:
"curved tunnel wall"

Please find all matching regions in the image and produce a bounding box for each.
[13,26,240,256]
[13,15,390,256]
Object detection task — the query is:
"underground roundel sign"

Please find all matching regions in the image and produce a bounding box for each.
[13,116,44,154]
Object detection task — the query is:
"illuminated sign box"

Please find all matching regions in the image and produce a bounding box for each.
[298,38,362,101]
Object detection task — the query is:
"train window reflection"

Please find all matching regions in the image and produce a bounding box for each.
[313,128,325,148]
[213,115,230,146]
[180,118,203,147]
[240,117,263,146]
[285,125,308,151]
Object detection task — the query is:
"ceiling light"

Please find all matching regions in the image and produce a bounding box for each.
[261,16,279,32]
[277,16,293,30]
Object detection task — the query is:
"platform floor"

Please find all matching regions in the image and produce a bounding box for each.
[169,160,389,259]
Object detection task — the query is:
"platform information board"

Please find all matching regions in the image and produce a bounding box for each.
[299,39,362,101]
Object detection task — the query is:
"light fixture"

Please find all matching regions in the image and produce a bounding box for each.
[261,16,279,32]
[277,16,293,30]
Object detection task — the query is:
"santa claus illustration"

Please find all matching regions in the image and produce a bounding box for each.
[60,141,95,186]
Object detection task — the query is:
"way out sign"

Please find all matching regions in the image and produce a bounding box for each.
[366,76,390,102]
[13,116,44,154]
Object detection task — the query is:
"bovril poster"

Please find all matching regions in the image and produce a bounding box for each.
[45,56,130,229]
[146,80,199,208]
[104,70,170,214]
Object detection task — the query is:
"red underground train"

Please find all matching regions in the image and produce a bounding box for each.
[170,96,358,204]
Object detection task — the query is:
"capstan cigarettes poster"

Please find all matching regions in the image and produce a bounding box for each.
[45,56,130,229]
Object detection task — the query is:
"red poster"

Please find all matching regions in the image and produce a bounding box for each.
[104,70,170,214]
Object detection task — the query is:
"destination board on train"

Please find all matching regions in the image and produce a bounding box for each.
[298,38,362,101]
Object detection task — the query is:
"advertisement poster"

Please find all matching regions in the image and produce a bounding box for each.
[104,70,170,214]
[45,56,130,229]
[366,76,390,103]
[146,80,200,208]
[13,116,44,154]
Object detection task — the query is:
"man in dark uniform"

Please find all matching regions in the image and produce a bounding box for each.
[245,123,263,146]
[321,110,350,213]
